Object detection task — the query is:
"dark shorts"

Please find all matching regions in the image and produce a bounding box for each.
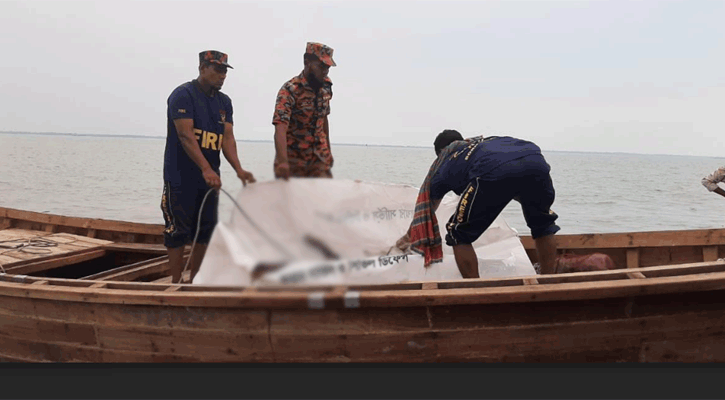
[444,154,560,246]
[160,181,219,248]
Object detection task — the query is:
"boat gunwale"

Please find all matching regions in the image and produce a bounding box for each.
[5,206,725,248]
[0,259,724,309]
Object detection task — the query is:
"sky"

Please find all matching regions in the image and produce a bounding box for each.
[1,0,724,157]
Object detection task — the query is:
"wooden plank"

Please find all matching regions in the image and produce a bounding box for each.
[430,308,725,362]
[523,277,539,285]
[640,335,725,362]
[5,249,106,275]
[95,260,170,282]
[703,246,719,262]
[95,326,273,361]
[627,272,646,279]
[0,246,105,270]
[0,229,111,246]
[519,229,725,250]
[422,282,438,290]
[0,314,97,345]
[151,270,190,284]
[90,282,107,289]
[87,229,97,238]
[80,255,168,280]
[0,207,164,236]
[102,243,173,255]
[32,280,49,285]
[0,333,202,362]
[626,249,640,269]
[0,218,12,230]
[11,295,269,332]
[0,255,24,265]
[271,331,438,362]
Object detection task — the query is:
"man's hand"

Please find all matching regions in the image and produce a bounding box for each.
[237,169,256,186]
[396,232,411,252]
[202,168,222,190]
[275,162,290,180]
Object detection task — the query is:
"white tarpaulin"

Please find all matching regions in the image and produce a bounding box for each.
[194,178,536,286]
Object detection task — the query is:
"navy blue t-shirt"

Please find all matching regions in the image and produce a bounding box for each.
[430,136,542,200]
[163,80,233,186]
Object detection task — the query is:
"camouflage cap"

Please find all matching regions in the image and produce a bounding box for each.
[199,50,233,69]
[306,42,336,67]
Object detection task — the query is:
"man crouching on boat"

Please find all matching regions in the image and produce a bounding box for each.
[396,130,560,277]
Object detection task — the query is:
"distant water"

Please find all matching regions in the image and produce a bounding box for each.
[2,133,725,235]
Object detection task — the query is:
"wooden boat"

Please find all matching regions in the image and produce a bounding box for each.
[1,205,725,362]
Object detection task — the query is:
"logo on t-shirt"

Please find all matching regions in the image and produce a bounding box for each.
[219,110,226,124]
[178,109,186,114]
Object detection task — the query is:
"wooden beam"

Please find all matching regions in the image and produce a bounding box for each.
[102,243,172,255]
[627,272,646,279]
[96,259,170,282]
[80,256,168,281]
[0,218,13,230]
[626,249,640,269]
[5,249,106,275]
[0,207,164,236]
[523,277,539,285]
[422,282,439,290]
[703,246,719,262]
[520,229,725,250]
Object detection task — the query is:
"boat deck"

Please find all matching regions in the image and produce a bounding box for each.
[0,228,113,267]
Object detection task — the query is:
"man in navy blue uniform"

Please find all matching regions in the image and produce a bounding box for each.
[397,130,559,277]
[161,50,256,283]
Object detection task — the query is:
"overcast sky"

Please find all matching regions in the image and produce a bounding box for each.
[1,0,723,156]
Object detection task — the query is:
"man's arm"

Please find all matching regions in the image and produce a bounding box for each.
[272,83,295,180]
[173,118,220,189]
[324,116,332,167]
[221,122,255,186]
[702,166,725,198]
[273,122,290,179]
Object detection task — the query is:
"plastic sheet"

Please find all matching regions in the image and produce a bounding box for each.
[194,179,536,286]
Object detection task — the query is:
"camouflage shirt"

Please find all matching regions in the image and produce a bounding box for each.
[702,166,725,192]
[272,71,333,166]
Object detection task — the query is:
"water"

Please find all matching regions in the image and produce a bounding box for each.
[2,133,725,235]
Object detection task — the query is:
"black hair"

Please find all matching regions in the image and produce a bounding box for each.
[434,129,464,156]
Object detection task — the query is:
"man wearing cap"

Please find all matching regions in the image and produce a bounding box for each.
[396,130,560,278]
[161,50,256,283]
[272,42,336,179]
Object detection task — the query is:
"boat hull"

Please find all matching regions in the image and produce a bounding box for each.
[2,206,725,362]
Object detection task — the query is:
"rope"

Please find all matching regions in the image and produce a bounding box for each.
[0,233,81,274]
[179,187,293,283]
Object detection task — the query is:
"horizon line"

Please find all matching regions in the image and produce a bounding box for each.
[1,130,722,159]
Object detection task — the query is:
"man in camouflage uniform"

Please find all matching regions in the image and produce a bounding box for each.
[272,42,336,179]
